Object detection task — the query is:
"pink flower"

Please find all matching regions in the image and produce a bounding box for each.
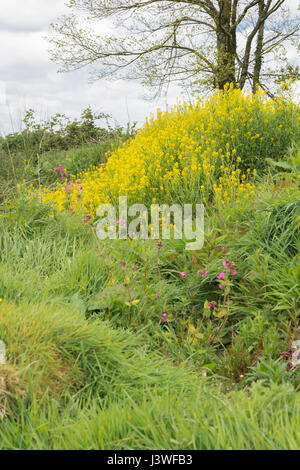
[81,214,91,223]
[197,270,207,278]
[208,302,217,310]
[217,272,225,279]
[120,261,126,266]
[133,265,139,270]
[219,285,224,289]
[221,247,226,252]
[179,272,186,277]
[210,336,214,342]
[221,259,237,275]
[155,293,159,298]
[116,220,120,224]
[161,312,168,323]
[156,242,165,248]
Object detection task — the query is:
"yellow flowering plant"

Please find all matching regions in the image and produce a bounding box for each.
[38,86,299,218]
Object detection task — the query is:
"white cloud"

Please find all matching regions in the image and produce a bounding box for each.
[0,0,68,32]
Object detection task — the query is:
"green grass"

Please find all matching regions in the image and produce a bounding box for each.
[0,109,299,449]
[0,179,299,449]
[0,382,299,450]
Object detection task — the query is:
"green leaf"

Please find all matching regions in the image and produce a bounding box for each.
[213,308,227,318]
[203,362,216,371]
[266,158,294,170]
[125,299,141,307]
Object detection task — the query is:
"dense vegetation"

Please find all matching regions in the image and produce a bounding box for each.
[0,86,299,450]
[39,86,299,213]
[0,107,136,203]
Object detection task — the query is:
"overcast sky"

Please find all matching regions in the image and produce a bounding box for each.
[0,0,184,135]
[0,0,298,135]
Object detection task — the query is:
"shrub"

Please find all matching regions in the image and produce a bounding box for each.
[0,108,136,202]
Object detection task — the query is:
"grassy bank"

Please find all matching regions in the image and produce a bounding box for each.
[0,87,299,449]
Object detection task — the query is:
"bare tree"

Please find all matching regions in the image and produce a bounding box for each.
[49,0,300,96]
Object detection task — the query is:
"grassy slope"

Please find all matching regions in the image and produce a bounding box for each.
[0,95,299,449]
[0,180,299,449]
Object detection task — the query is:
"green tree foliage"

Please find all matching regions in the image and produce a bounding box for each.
[49,0,300,96]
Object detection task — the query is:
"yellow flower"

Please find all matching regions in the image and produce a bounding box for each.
[35,86,298,215]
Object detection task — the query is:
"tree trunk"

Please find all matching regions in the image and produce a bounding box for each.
[252,0,265,93]
[216,0,236,89]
